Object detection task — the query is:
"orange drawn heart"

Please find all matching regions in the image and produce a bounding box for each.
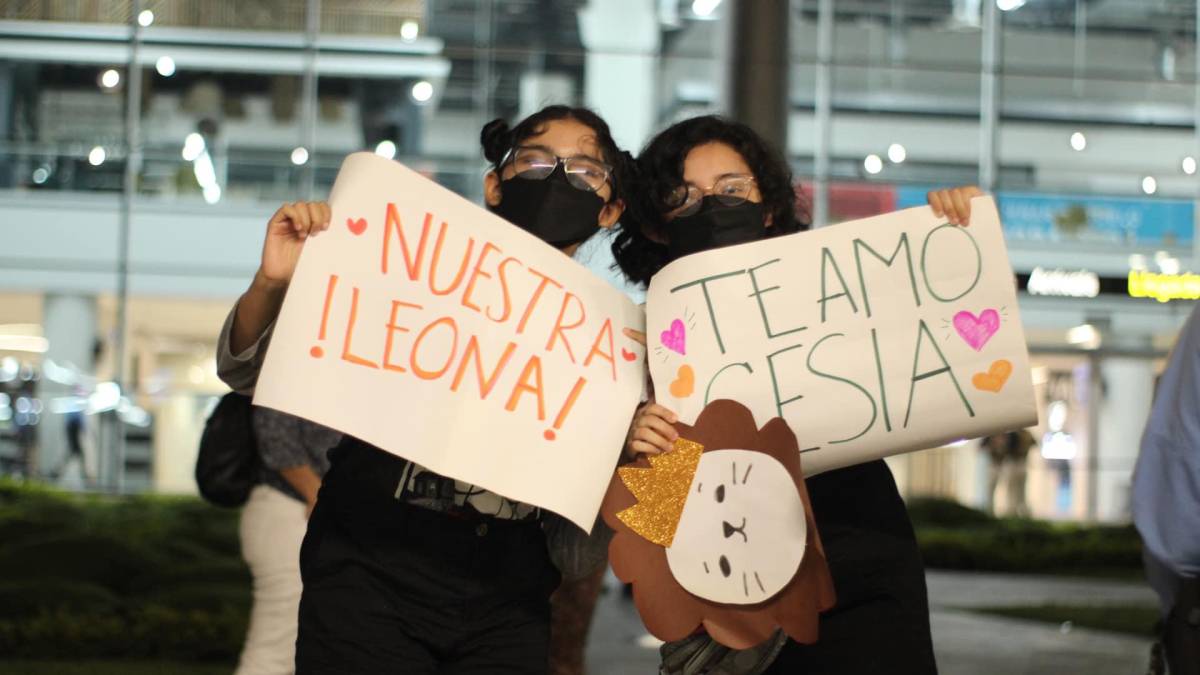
[346,217,367,235]
[972,359,1013,393]
[669,365,695,399]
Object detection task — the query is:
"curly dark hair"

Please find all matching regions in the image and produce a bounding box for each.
[611,115,810,286]
[480,105,633,206]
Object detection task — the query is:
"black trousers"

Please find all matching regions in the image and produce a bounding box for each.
[1145,549,1200,675]
[765,460,938,675]
[295,438,561,674]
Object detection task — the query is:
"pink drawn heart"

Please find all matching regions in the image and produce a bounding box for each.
[953,309,1000,352]
[346,217,367,235]
[660,319,686,355]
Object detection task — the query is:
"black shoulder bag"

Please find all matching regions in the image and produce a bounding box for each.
[195,392,260,507]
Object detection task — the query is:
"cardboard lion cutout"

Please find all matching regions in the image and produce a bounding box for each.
[601,399,836,649]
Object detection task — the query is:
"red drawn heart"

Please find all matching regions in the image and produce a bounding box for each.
[621,348,637,362]
[346,217,367,235]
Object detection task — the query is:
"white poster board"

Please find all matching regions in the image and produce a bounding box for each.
[254,153,646,529]
[645,197,1037,475]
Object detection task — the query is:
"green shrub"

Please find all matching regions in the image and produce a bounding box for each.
[0,581,120,619]
[915,520,1142,576]
[905,496,996,528]
[0,605,246,661]
[0,481,251,660]
[135,559,250,594]
[146,583,251,614]
[0,608,132,659]
[165,510,242,559]
[86,496,240,559]
[127,605,247,661]
[0,660,233,674]
[0,515,80,548]
[902,497,1142,577]
[0,533,167,595]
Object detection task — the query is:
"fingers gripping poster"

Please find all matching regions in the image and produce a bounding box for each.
[601,400,836,649]
[254,153,646,530]
[645,197,1037,476]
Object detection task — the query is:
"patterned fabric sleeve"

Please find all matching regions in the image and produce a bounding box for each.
[542,512,614,580]
[215,303,275,395]
[659,630,788,675]
[253,407,314,471]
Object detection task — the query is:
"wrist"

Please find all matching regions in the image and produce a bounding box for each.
[252,268,290,293]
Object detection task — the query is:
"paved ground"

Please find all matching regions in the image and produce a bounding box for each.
[926,569,1158,610]
[930,609,1152,675]
[585,570,1158,674]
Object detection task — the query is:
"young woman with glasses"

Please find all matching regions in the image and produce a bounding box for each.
[216,105,643,674]
[613,115,979,675]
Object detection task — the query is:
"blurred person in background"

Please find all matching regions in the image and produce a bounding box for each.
[53,338,106,486]
[548,568,606,675]
[58,407,94,485]
[1133,304,1200,675]
[236,407,339,675]
[13,365,39,479]
[980,429,1035,517]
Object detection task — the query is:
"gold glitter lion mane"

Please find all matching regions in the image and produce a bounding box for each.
[600,399,836,650]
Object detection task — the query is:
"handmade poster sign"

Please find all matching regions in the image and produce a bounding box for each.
[602,399,836,649]
[254,153,646,530]
[645,197,1037,476]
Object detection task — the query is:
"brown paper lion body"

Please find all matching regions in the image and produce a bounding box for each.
[601,399,836,649]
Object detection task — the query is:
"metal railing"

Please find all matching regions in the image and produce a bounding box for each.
[0,0,424,35]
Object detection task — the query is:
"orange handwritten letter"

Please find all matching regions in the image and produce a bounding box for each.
[429,221,475,296]
[450,336,517,399]
[341,287,380,369]
[487,257,521,324]
[516,267,562,335]
[545,292,586,364]
[410,317,460,380]
[382,206,432,280]
[583,317,617,382]
[382,300,423,373]
[505,355,547,421]
[462,242,502,313]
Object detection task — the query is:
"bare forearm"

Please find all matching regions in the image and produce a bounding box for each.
[231,270,288,355]
[279,464,321,507]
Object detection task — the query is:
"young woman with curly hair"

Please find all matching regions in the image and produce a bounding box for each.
[615,115,979,675]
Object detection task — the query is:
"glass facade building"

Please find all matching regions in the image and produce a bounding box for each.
[0,0,1196,523]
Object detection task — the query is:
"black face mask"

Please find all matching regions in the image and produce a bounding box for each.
[490,166,605,248]
[666,197,767,261]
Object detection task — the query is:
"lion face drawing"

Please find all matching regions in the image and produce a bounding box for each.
[666,448,808,605]
[601,399,835,650]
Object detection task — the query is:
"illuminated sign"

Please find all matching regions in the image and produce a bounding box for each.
[1127,270,1200,303]
[1027,267,1100,298]
[1040,431,1077,460]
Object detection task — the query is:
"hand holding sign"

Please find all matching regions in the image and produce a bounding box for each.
[261,201,333,285]
[927,185,983,227]
[602,399,835,649]
[645,196,1037,475]
[254,154,646,529]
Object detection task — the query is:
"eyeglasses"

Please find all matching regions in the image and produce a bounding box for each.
[664,174,757,219]
[500,145,612,193]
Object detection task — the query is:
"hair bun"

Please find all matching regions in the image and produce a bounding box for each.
[480,118,512,165]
